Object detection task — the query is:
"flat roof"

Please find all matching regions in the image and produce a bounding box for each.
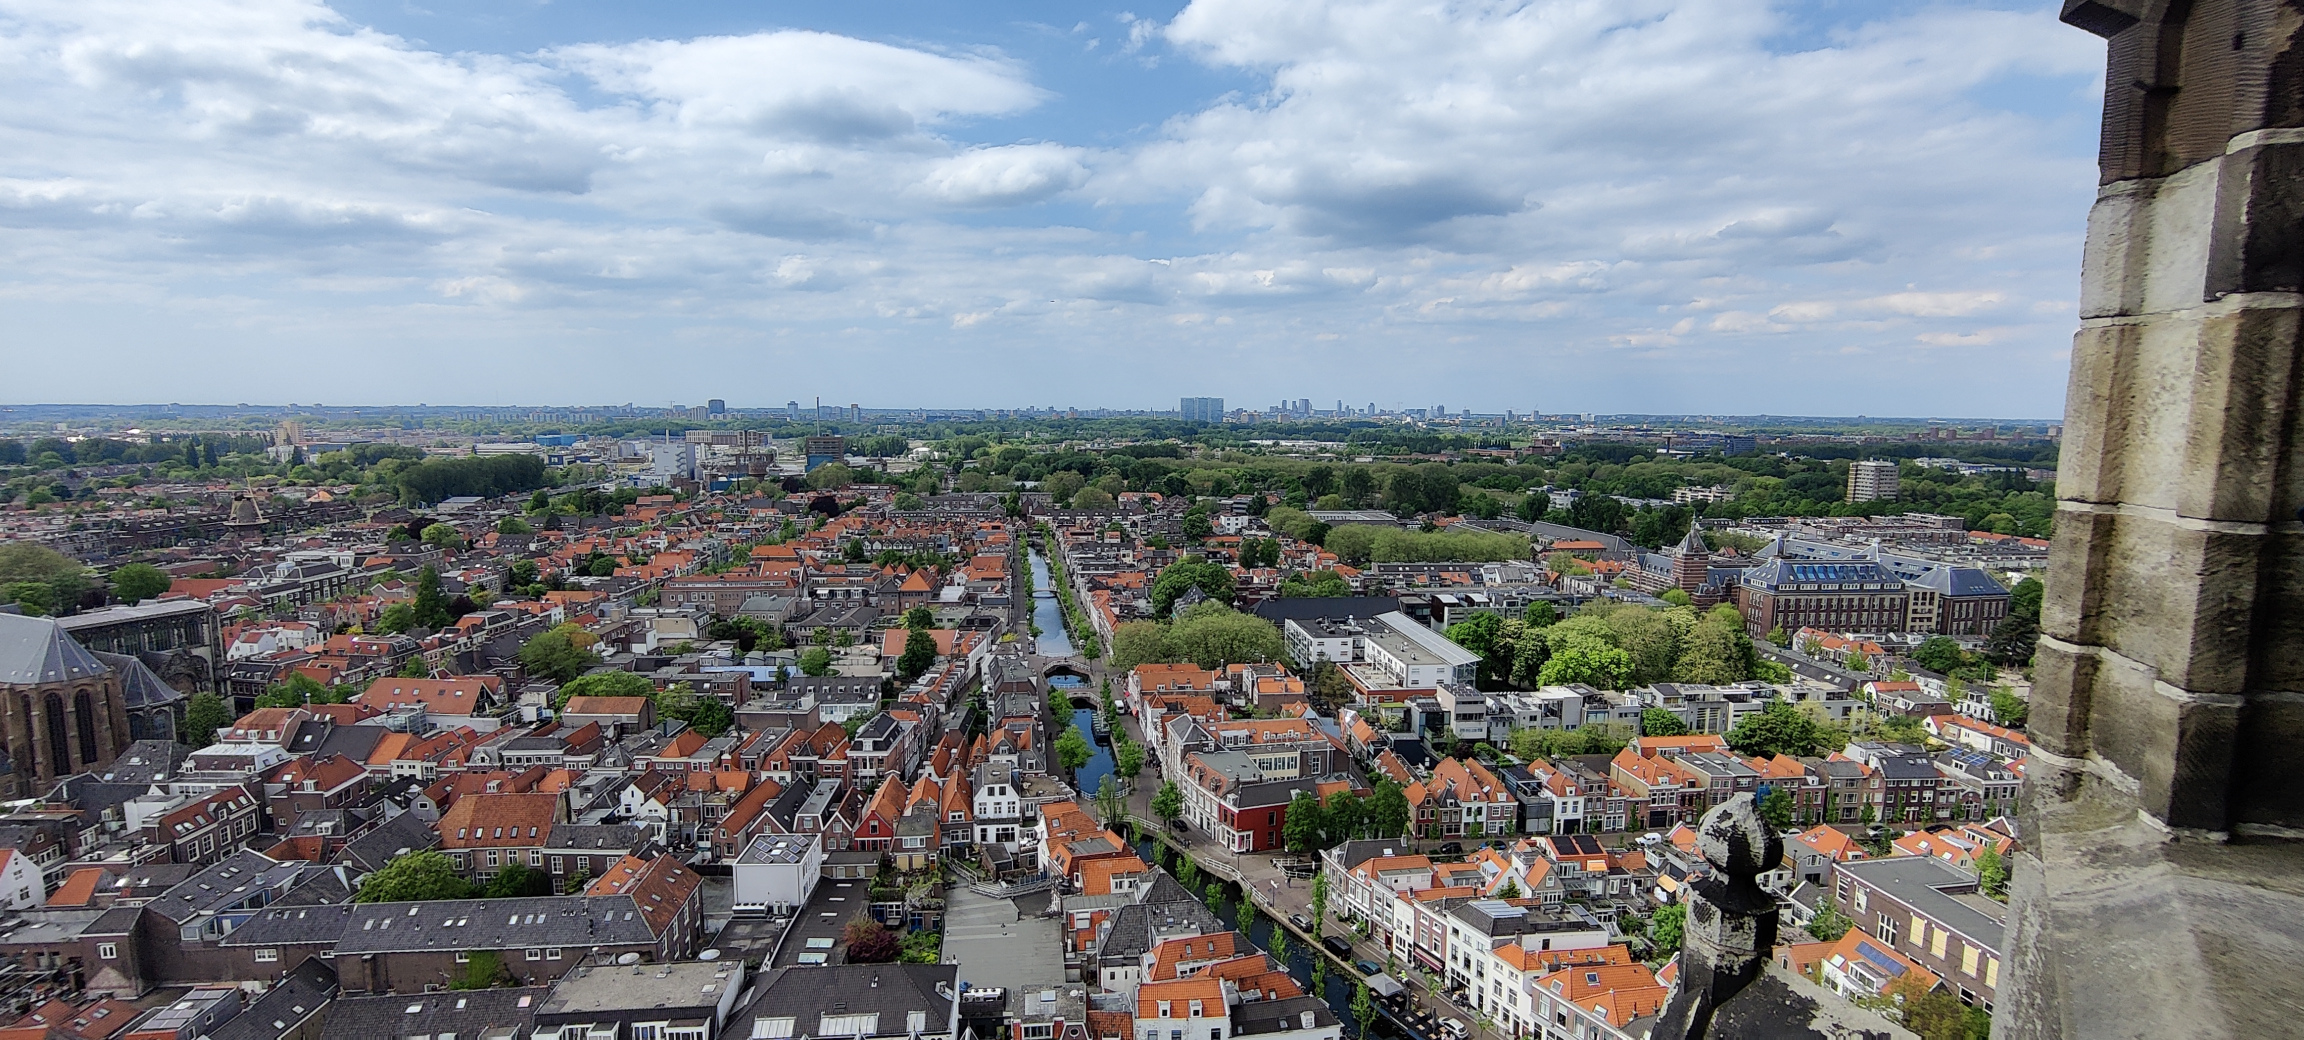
[534,961,741,1016]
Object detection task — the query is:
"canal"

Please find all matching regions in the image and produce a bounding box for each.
[1027,547,1074,657]
[1126,833,1414,1040]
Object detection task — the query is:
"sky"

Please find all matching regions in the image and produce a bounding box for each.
[0,0,2108,416]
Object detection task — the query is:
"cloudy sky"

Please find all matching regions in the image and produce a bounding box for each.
[0,0,2106,416]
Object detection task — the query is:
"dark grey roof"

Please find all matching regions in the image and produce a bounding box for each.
[545,823,650,852]
[317,987,547,1040]
[1233,994,1339,1036]
[226,896,666,953]
[210,958,338,1040]
[338,811,441,872]
[90,652,186,709]
[0,613,108,685]
[1835,855,2006,950]
[1095,893,1222,966]
[742,964,958,1036]
[146,851,313,924]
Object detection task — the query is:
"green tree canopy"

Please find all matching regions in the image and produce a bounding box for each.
[1150,557,1236,618]
[554,669,654,708]
[355,850,476,902]
[183,692,232,748]
[108,562,171,603]
[798,646,834,676]
[1166,604,1286,669]
[896,628,939,682]
[1640,708,1690,737]
[518,623,598,684]
[1055,725,1093,773]
[1152,780,1185,823]
[1726,701,1834,758]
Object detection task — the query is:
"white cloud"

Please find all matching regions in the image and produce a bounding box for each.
[922,144,1091,207]
[0,0,2106,416]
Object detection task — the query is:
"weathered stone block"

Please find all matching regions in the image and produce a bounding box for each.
[2206,141,2304,298]
[2028,640,2096,759]
[2054,324,2139,504]
[2253,530,2304,694]
[2230,693,2304,831]
[2089,516,2261,697]
[2085,652,2240,829]
[2139,159,2220,315]
[2039,507,2112,643]
[2079,183,2150,319]
[2174,304,2303,522]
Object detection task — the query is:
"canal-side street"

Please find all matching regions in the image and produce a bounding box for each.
[1093,711,1509,1040]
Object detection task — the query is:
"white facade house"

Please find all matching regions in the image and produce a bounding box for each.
[732,832,824,914]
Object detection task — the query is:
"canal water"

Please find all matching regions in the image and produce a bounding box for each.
[1028,548,1074,657]
[1066,702,1114,796]
[1126,834,1409,1040]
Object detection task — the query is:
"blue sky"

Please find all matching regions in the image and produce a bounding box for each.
[0,1,2106,416]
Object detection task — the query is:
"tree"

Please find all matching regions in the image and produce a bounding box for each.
[1309,870,1329,938]
[1910,636,1966,675]
[2008,576,2044,621]
[1283,791,1327,854]
[1166,605,1285,669]
[1659,588,1693,607]
[1648,903,1687,957]
[108,563,170,603]
[1758,787,1795,831]
[1985,613,2039,668]
[903,605,934,630]
[1366,779,1410,839]
[1845,649,1871,673]
[398,656,432,679]
[897,629,939,682]
[1278,569,1351,599]
[519,624,598,684]
[0,544,91,613]
[554,670,653,708]
[1352,982,1379,1040]
[1537,642,1633,689]
[1094,775,1126,823]
[1522,600,1558,628]
[1153,780,1185,825]
[448,950,504,990]
[355,850,476,902]
[482,863,551,898]
[1807,902,1853,942]
[1988,687,2030,728]
[1888,975,1977,1040]
[1675,606,1759,684]
[1056,725,1093,773]
[1975,846,2009,901]
[420,523,466,551]
[807,463,857,490]
[799,646,834,677]
[411,565,453,630]
[1074,487,1116,509]
[843,917,900,962]
[183,692,232,747]
[1766,624,1790,647]
[1115,739,1146,781]
[1109,621,1173,669]
[1640,708,1689,737]
[1150,557,1235,617]
[1444,612,1508,684]
[1726,701,1832,758]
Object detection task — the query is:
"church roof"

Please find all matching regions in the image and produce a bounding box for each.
[0,614,110,686]
[1674,526,1708,556]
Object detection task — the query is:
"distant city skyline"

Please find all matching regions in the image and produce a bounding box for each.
[0,1,2103,415]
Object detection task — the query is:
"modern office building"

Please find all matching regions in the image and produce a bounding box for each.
[1180,397,1225,423]
[1847,459,1901,502]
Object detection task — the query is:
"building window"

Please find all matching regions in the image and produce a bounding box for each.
[1022,1027,1053,1040]
[547,948,563,960]
[526,948,542,961]
[454,951,471,963]
[254,949,279,962]
[96,943,116,960]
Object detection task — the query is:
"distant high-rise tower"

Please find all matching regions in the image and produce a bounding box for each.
[1848,459,1901,502]
[786,401,800,421]
[707,399,726,416]
[1181,397,1224,423]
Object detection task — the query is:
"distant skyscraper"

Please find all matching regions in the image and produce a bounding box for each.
[1181,397,1224,423]
[707,399,726,415]
[786,401,800,421]
[1848,459,1902,502]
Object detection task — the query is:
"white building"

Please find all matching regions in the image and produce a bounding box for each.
[731,832,824,914]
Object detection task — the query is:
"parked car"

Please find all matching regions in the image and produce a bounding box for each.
[1169,818,1190,832]
[1356,960,1383,977]
[1441,1020,1469,1040]
[1436,841,1464,855]
[1289,913,1312,931]
[1323,936,1354,958]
